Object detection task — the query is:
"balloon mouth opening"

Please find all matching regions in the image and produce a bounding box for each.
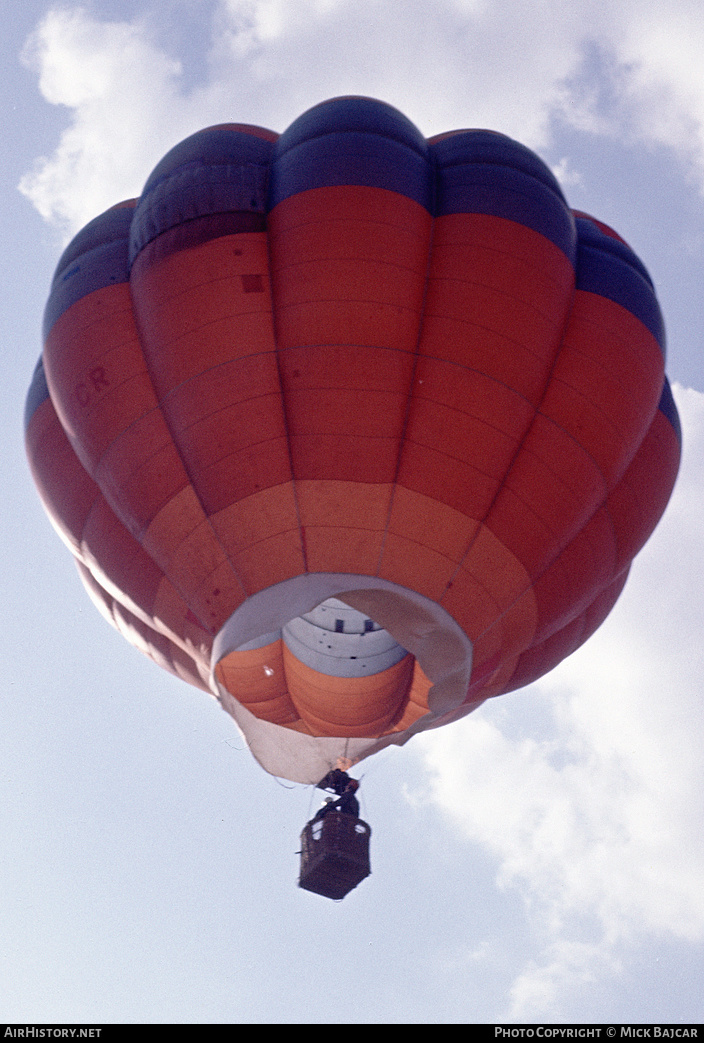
[210,573,473,723]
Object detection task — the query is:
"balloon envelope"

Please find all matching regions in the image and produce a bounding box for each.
[25,97,681,782]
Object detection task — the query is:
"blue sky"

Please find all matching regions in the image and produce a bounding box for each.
[2,0,703,1025]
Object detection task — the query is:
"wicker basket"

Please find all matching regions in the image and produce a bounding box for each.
[298,813,371,900]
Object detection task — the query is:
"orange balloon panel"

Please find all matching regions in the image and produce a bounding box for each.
[25,98,681,783]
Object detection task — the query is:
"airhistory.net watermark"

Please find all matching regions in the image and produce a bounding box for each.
[4,1030,101,1038]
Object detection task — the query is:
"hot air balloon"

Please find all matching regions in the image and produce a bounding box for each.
[25,96,681,798]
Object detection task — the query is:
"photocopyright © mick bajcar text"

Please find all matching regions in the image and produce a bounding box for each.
[492,1029,698,1039]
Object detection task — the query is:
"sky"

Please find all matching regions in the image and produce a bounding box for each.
[2,0,703,1026]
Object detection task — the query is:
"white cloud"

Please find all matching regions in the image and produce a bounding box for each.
[19,8,188,232]
[209,0,583,143]
[618,6,704,167]
[555,6,704,186]
[414,386,704,1020]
